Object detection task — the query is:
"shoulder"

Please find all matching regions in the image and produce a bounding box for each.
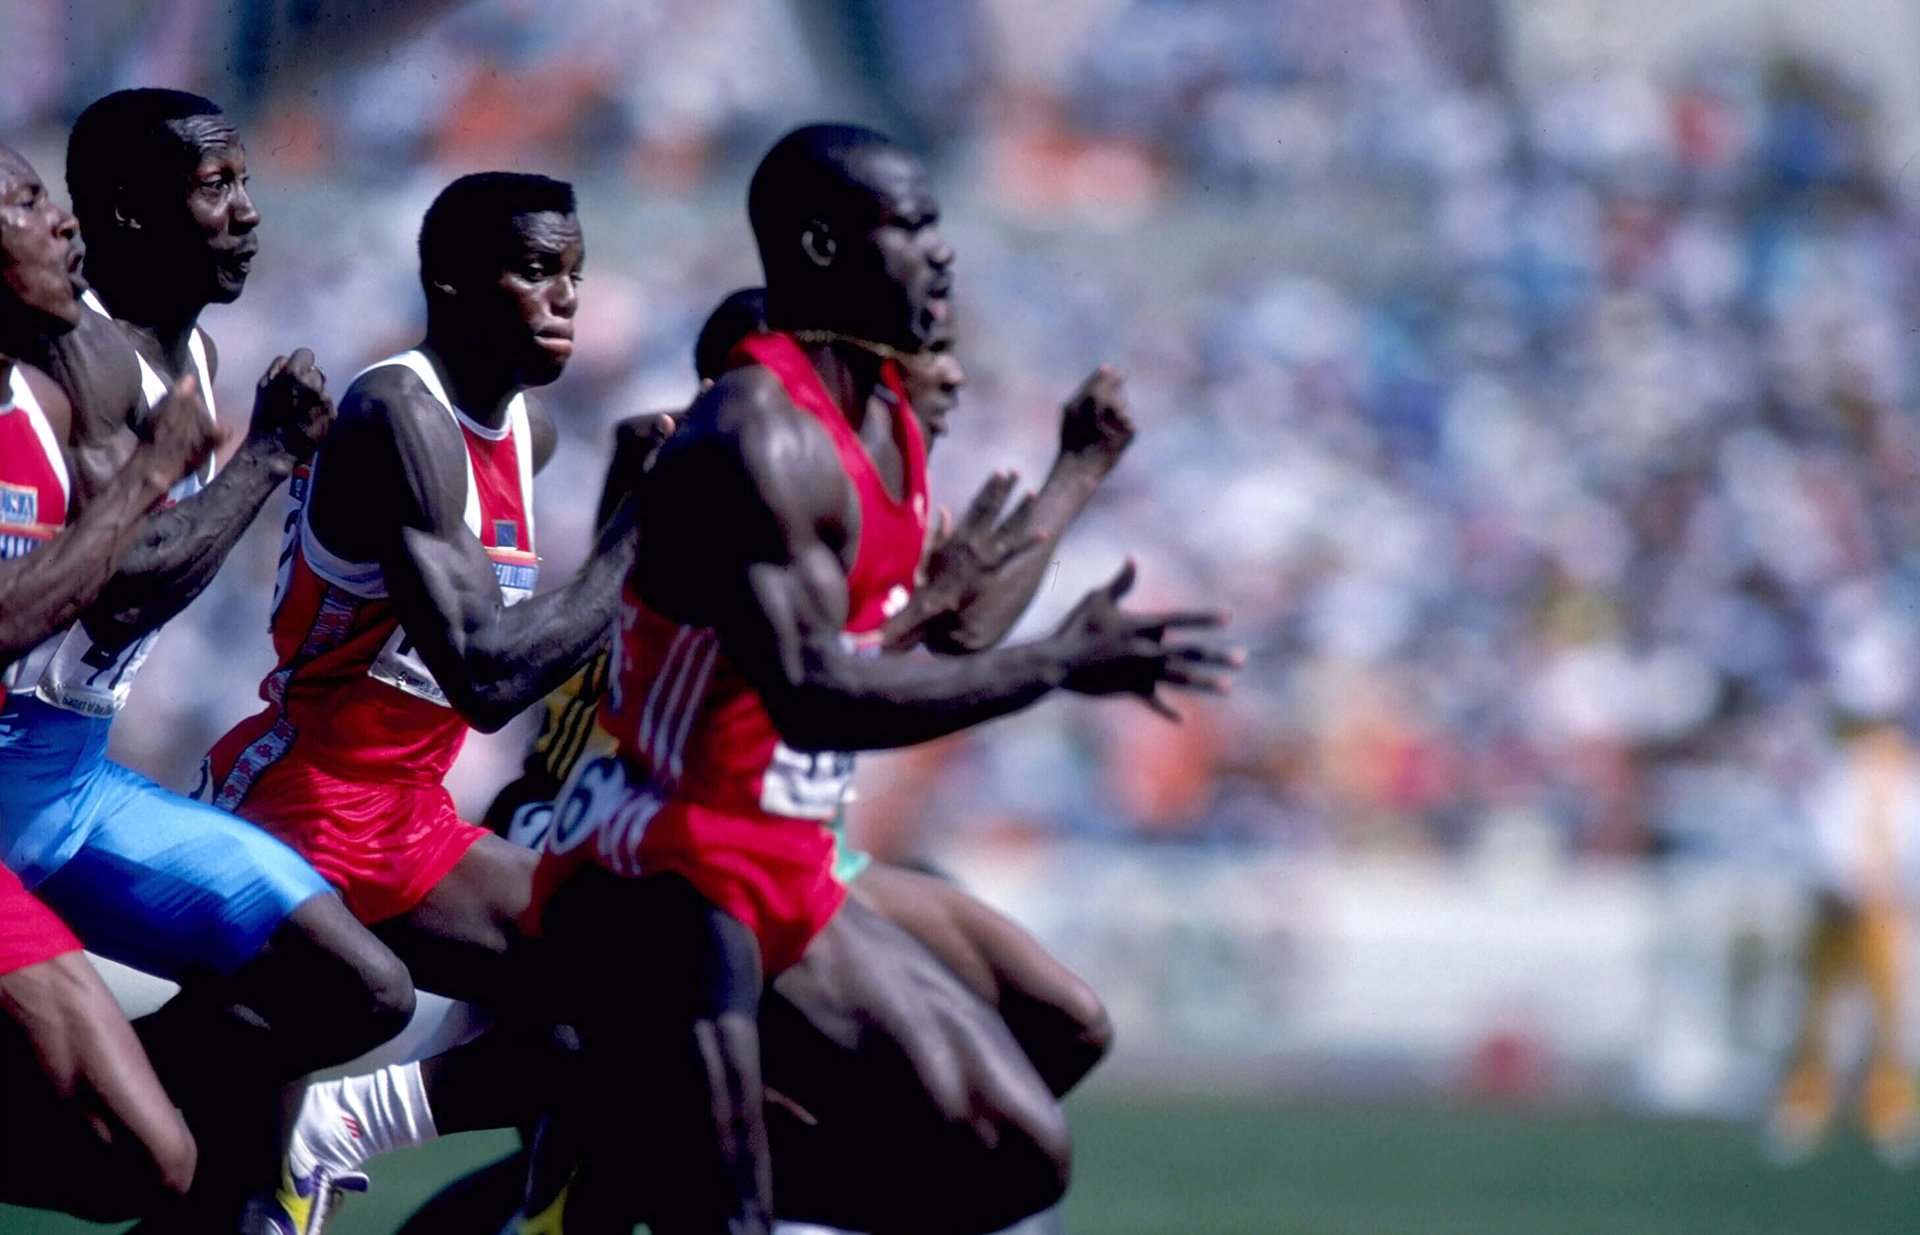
[521,391,558,472]
[40,309,143,438]
[16,365,73,443]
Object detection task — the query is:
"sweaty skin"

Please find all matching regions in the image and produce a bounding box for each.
[14,102,419,1235]
[0,143,211,1223]
[550,127,1236,1235]
[36,120,331,651]
[306,210,627,737]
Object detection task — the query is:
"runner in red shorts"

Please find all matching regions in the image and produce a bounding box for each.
[0,140,222,1222]
[529,123,1239,1235]
[202,171,648,1231]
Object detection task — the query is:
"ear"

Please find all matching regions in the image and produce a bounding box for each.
[799,220,836,268]
[111,202,142,231]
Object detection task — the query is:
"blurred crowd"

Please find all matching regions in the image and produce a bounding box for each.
[10,0,1920,876]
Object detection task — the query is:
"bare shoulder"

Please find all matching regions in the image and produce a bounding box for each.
[16,365,73,444]
[521,391,559,473]
[40,309,142,441]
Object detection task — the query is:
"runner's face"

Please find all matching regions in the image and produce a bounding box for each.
[846,147,952,351]
[0,150,84,340]
[488,210,583,388]
[900,328,965,438]
[181,139,259,303]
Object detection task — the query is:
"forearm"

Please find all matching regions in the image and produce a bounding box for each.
[774,637,1067,752]
[0,459,170,664]
[445,516,636,731]
[934,454,1108,653]
[83,435,299,643]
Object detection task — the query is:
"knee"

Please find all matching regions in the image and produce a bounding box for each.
[350,946,418,1052]
[284,926,416,1061]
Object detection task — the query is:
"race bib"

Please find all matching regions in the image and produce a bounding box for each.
[759,742,856,820]
[368,558,537,706]
[24,623,158,719]
[546,752,664,870]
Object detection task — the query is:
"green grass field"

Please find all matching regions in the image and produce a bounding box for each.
[4,1093,1916,1235]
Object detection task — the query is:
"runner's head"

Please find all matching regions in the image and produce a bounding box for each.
[67,89,257,306]
[0,144,85,352]
[897,314,964,438]
[748,124,952,353]
[693,286,767,386]
[419,172,582,389]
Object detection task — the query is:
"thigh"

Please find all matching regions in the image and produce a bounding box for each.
[762,898,1068,1232]
[548,869,771,1235]
[767,895,1054,1128]
[35,763,329,981]
[853,863,1110,1092]
[375,833,543,1003]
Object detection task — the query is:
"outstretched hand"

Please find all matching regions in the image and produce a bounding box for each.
[1053,559,1239,720]
[883,470,1043,650]
[250,347,333,458]
[1059,365,1135,473]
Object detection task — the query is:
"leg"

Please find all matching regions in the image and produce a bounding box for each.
[292,835,571,1195]
[1768,893,1852,1159]
[546,867,771,1235]
[761,896,1070,1235]
[853,862,1112,1095]
[1858,897,1917,1159]
[0,949,195,1220]
[34,770,415,1229]
[369,835,576,1137]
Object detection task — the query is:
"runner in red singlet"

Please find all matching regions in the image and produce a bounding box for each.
[202,172,651,1233]
[0,140,222,1223]
[531,124,1238,1235]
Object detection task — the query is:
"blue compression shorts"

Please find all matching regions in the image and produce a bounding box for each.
[0,695,330,978]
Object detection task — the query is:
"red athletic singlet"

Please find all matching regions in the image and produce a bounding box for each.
[531,331,928,974]
[204,351,539,922]
[0,368,83,972]
[0,366,71,708]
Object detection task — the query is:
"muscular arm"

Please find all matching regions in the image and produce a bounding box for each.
[671,371,1223,754]
[53,337,329,648]
[317,368,637,733]
[0,371,217,664]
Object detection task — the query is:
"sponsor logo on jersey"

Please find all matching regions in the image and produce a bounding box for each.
[0,483,37,526]
[493,519,519,550]
[493,559,538,593]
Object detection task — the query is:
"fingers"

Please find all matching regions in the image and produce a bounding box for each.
[990,530,1047,570]
[996,491,1037,538]
[960,470,1018,532]
[1104,558,1137,603]
[257,355,289,387]
[1138,689,1183,723]
[1130,609,1229,636]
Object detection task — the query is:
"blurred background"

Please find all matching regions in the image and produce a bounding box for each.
[10,0,1920,1230]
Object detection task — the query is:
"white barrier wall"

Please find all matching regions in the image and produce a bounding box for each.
[947,842,1864,1115]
